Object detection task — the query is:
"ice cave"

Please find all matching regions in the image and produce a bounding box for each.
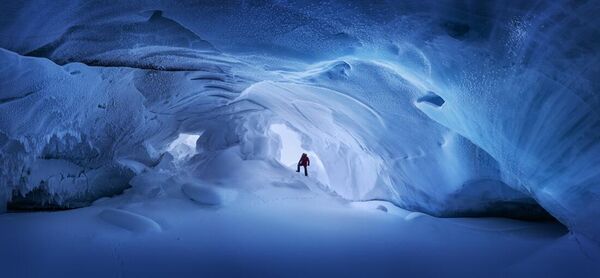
[1,1,599,277]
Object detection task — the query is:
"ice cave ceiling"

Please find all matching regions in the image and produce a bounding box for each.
[0,1,599,241]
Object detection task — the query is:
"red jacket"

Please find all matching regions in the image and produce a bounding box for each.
[298,155,310,166]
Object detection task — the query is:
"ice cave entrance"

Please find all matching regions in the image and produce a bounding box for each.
[270,123,330,186]
[167,133,202,160]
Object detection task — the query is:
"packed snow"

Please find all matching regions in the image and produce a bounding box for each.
[0,0,599,277]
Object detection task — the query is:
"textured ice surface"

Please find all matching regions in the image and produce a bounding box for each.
[0,0,599,242]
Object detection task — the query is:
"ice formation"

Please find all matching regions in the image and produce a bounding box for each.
[0,0,599,244]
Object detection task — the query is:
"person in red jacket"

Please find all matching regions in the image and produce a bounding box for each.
[296,153,310,176]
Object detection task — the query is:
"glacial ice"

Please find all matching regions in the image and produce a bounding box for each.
[0,0,599,245]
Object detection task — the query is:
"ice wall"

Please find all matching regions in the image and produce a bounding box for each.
[0,49,162,209]
[0,0,599,240]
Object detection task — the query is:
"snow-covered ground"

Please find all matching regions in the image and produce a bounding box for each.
[1,1,600,276]
[1,170,598,277]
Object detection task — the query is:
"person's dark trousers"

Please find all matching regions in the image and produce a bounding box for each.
[296,164,308,176]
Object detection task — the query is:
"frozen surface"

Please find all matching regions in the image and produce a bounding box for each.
[0,0,599,276]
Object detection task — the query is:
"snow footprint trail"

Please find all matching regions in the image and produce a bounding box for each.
[99,208,162,233]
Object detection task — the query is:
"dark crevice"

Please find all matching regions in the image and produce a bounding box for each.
[0,91,36,105]
[67,59,225,72]
[417,91,445,107]
[7,184,131,212]
[442,200,561,222]
[204,84,237,93]
[190,75,227,82]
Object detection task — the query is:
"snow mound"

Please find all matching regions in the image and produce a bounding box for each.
[98,208,161,233]
[405,212,426,221]
[181,183,235,206]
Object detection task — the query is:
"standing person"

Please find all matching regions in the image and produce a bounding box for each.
[296,153,310,176]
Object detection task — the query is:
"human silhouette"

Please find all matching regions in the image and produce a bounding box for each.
[296,153,310,176]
